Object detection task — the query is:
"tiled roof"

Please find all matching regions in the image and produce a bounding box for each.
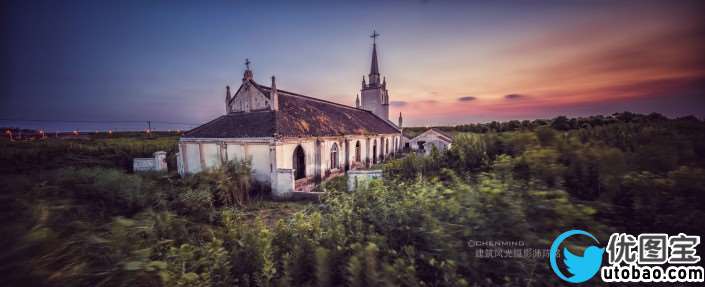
[183,82,400,138]
[182,111,276,138]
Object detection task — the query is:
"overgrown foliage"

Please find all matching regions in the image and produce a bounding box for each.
[2,113,704,286]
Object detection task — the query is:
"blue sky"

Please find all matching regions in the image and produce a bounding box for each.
[2,0,704,131]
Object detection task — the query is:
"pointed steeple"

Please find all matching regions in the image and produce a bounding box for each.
[355,94,360,108]
[368,30,381,86]
[370,43,379,76]
[359,30,390,121]
[398,112,403,128]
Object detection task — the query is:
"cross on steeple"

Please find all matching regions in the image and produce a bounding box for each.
[242,58,254,82]
[370,30,380,44]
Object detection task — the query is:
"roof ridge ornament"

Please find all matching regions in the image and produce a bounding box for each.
[243,58,253,82]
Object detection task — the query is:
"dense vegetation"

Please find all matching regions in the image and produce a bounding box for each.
[1,113,704,286]
[0,133,179,173]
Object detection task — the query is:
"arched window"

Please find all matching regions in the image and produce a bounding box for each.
[385,138,389,155]
[293,145,305,180]
[330,143,339,169]
[355,141,361,162]
[372,139,378,164]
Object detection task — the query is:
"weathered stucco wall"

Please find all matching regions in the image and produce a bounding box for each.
[276,140,316,177]
[201,143,221,169]
[224,142,272,182]
[184,143,202,173]
[178,133,401,195]
[272,168,294,199]
[361,88,389,121]
[248,144,271,182]
[274,134,399,178]
[229,82,271,112]
[226,144,246,162]
[179,140,272,182]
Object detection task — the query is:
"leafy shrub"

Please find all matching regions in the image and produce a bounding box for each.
[184,160,254,208]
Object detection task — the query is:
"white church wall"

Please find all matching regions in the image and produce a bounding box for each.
[201,143,221,169]
[226,144,245,162]
[222,142,272,183]
[272,168,294,199]
[248,144,271,182]
[184,143,202,173]
[340,134,399,167]
[275,135,404,180]
[370,136,384,163]
[346,136,369,168]
[276,140,316,177]
[179,140,273,183]
[323,138,346,173]
[359,137,368,165]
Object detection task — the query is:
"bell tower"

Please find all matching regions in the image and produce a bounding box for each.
[360,30,390,121]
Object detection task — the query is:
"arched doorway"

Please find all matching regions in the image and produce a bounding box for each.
[355,141,361,162]
[372,139,377,164]
[385,138,389,157]
[293,145,305,180]
[344,140,350,171]
[330,143,339,169]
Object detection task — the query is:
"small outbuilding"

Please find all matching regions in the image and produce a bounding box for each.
[407,128,453,155]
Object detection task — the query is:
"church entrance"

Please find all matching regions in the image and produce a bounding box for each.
[355,141,361,162]
[344,140,350,171]
[293,145,306,180]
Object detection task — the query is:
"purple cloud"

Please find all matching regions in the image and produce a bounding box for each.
[505,94,528,100]
[458,96,476,102]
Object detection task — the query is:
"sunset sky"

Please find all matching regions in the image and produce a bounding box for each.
[2,0,704,130]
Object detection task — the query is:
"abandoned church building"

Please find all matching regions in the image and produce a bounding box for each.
[177,33,402,198]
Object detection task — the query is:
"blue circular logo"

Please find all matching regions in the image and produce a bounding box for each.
[550,230,604,283]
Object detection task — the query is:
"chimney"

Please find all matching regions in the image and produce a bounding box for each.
[271,76,278,111]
